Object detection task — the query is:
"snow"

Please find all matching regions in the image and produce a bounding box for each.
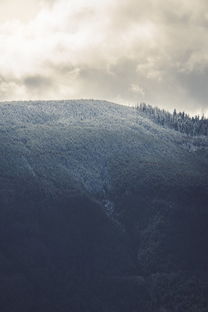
[0,99,207,195]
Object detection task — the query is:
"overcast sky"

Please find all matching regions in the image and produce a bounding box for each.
[0,0,208,114]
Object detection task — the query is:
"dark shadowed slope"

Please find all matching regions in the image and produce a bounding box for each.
[0,99,208,312]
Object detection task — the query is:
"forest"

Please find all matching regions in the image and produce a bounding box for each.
[0,100,208,311]
[136,102,208,136]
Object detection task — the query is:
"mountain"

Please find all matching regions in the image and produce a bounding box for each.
[0,99,208,312]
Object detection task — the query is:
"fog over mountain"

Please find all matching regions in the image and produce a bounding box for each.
[0,99,208,311]
[0,0,208,114]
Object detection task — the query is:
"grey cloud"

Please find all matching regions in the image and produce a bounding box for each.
[0,0,208,114]
[75,58,140,102]
[22,75,56,99]
[24,75,53,90]
[177,70,208,105]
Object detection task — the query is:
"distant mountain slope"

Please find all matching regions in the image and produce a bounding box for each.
[0,99,208,312]
[0,99,207,196]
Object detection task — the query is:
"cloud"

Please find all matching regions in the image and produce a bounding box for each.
[0,0,208,114]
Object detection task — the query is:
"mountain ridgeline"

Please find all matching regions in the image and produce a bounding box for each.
[137,102,208,136]
[0,99,208,312]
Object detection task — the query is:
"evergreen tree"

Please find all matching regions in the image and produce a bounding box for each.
[136,103,208,137]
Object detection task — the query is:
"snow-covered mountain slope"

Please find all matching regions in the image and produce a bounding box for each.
[0,99,208,197]
[1,99,208,312]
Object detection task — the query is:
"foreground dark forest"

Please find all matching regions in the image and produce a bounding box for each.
[0,100,208,312]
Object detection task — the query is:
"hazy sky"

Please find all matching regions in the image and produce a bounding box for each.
[0,0,208,114]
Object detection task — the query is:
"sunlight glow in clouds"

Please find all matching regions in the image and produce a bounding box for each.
[0,0,208,114]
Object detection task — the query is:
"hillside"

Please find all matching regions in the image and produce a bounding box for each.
[0,99,208,312]
[1,99,207,196]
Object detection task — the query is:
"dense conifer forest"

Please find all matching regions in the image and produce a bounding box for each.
[136,102,208,136]
[0,100,208,311]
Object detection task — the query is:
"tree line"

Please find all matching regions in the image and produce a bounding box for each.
[136,102,208,136]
